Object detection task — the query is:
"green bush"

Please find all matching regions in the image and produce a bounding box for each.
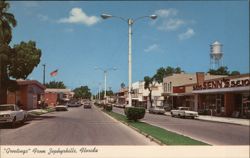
[124,107,145,121]
[104,104,112,111]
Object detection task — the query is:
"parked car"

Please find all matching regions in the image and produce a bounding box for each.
[115,104,126,108]
[0,104,28,127]
[170,107,198,119]
[149,106,166,114]
[55,105,68,111]
[67,102,81,107]
[83,102,92,109]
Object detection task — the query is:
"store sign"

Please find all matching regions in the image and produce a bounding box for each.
[193,78,250,90]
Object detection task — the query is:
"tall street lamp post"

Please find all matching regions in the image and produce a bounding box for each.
[42,64,46,85]
[101,14,157,107]
[95,67,116,102]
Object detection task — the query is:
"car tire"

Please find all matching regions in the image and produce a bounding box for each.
[11,117,16,128]
[21,116,26,124]
[171,112,174,117]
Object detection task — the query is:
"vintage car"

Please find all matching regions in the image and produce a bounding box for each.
[149,106,166,114]
[55,105,68,111]
[170,107,198,119]
[0,104,28,127]
[83,102,92,109]
[67,101,82,107]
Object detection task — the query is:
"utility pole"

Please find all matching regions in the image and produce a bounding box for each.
[42,64,46,85]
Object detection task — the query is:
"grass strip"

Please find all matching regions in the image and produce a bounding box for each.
[105,111,209,145]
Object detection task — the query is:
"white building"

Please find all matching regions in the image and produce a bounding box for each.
[131,81,163,108]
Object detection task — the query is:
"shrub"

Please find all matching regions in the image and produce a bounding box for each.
[104,104,112,112]
[124,107,145,121]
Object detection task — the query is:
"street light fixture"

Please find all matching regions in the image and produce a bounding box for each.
[101,13,157,107]
[95,67,116,102]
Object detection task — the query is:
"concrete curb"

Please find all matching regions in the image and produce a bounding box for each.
[195,118,250,126]
[95,106,163,145]
[163,112,249,126]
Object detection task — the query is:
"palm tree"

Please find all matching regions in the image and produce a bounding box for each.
[0,0,17,104]
[0,0,17,45]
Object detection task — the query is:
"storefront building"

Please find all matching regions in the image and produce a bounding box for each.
[7,80,45,110]
[162,72,226,111]
[193,74,250,118]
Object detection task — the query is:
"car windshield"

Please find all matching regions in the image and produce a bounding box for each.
[157,106,164,109]
[180,107,189,110]
[0,105,15,111]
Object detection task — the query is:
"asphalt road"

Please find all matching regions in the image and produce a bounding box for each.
[0,105,156,145]
[113,107,250,145]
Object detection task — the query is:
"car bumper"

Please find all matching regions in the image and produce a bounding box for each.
[0,118,13,123]
[185,113,198,117]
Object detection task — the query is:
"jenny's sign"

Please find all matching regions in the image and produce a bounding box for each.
[193,78,250,90]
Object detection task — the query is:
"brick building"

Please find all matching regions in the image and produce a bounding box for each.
[44,88,74,106]
[7,80,45,110]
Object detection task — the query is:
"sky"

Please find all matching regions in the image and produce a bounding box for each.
[9,1,249,93]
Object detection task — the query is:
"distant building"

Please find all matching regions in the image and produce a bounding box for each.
[115,88,128,105]
[130,81,163,109]
[7,80,46,110]
[44,88,74,106]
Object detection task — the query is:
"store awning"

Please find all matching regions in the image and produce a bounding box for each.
[193,86,250,94]
[169,93,194,96]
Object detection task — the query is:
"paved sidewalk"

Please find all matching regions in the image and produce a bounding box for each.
[164,112,250,126]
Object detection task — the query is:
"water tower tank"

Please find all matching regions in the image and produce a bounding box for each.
[210,41,223,59]
[210,41,223,69]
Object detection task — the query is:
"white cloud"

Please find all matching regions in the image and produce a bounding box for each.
[37,14,48,21]
[154,9,178,18]
[178,28,195,40]
[158,18,185,31]
[58,8,100,26]
[144,44,160,52]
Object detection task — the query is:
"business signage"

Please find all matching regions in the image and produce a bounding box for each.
[193,78,250,90]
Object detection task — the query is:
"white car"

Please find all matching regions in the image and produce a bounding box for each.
[171,107,198,119]
[0,104,28,127]
[149,106,166,115]
[55,105,68,111]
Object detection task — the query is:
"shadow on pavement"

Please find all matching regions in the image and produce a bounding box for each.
[27,115,56,121]
[0,122,30,129]
[0,115,56,129]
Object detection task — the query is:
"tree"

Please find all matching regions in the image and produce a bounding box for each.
[73,86,92,99]
[230,71,240,76]
[153,66,183,83]
[97,90,114,100]
[144,76,154,108]
[0,0,17,103]
[120,82,125,89]
[45,81,66,89]
[208,66,230,75]
[9,41,41,79]
[0,2,42,104]
[0,0,16,45]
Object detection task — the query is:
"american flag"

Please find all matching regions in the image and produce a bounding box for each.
[50,69,58,77]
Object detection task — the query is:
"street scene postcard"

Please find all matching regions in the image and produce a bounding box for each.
[0,1,249,158]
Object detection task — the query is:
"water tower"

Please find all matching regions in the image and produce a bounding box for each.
[210,41,223,69]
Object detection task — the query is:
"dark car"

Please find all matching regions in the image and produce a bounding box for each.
[67,102,81,107]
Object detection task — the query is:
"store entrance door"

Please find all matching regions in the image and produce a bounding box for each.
[215,94,224,115]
